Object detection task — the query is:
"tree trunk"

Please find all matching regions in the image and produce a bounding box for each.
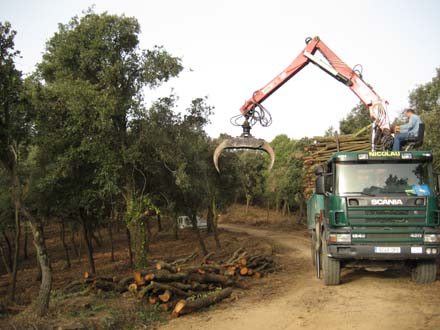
[60,219,71,268]
[143,219,150,254]
[91,229,102,247]
[1,231,12,271]
[23,223,28,260]
[35,253,42,282]
[21,209,52,317]
[70,226,79,259]
[0,243,12,274]
[266,201,270,222]
[146,217,152,239]
[10,170,21,301]
[173,212,178,240]
[245,194,251,216]
[80,215,96,274]
[206,202,213,234]
[157,214,162,232]
[108,225,115,262]
[211,196,221,249]
[191,213,208,255]
[126,228,133,269]
[97,228,104,246]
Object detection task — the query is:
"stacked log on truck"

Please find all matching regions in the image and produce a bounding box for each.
[302,126,371,199]
[63,249,277,317]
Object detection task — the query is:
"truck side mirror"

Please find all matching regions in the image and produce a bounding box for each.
[315,166,324,176]
[315,175,326,195]
[436,174,440,194]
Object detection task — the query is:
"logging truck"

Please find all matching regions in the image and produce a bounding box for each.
[308,150,440,285]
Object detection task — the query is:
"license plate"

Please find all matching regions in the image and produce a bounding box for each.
[374,247,401,254]
[411,246,423,254]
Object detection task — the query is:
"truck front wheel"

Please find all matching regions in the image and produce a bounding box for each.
[411,261,437,284]
[321,238,341,285]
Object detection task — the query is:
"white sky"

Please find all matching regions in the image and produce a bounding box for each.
[2,0,440,141]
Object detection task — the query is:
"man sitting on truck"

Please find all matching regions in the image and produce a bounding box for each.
[392,108,422,151]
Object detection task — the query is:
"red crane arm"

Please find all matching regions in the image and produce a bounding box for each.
[239,36,390,130]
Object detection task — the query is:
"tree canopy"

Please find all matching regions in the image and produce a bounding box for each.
[339,102,370,135]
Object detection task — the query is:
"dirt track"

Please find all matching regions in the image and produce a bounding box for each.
[162,223,440,330]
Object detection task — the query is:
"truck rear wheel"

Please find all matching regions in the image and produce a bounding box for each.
[321,238,341,285]
[411,261,437,284]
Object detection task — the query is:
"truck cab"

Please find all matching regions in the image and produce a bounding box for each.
[308,150,440,285]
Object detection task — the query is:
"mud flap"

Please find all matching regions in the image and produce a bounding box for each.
[315,221,322,279]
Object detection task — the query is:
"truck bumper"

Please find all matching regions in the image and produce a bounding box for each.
[328,244,440,260]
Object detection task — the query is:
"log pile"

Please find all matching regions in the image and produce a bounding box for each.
[63,249,276,317]
[302,126,371,199]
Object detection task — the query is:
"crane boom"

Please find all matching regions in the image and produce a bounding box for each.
[240,36,390,130]
[213,36,394,173]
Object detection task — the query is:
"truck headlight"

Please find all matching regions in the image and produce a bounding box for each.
[424,234,440,243]
[329,233,351,243]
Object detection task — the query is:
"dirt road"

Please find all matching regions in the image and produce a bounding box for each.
[162,223,440,330]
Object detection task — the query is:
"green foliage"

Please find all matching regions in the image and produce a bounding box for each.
[125,196,158,225]
[422,110,440,172]
[324,126,336,137]
[410,68,440,171]
[238,151,267,205]
[266,135,309,213]
[0,21,33,172]
[339,102,370,134]
[409,68,440,114]
[30,10,185,267]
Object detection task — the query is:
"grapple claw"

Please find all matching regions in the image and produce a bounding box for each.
[213,136,275,173]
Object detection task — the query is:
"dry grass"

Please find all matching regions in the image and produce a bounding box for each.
[220,204,305,230]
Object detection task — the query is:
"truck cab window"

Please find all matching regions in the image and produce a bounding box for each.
[335,162,434,196]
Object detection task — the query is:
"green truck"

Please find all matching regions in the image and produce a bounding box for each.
[308,150,440,285]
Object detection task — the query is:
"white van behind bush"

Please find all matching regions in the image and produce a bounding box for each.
[177,216,208,230]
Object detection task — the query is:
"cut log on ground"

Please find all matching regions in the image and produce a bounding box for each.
[138,283,154,298]
[133,271,145,286]
[150,281,192,298]
[159,290,172,302]
[172,288,233,318]
[156,261,178,273]
[160,300,178,312]
[92,280,122,292]
[128,283,138,293]
[239,267,249,276]
[63,248,276,317]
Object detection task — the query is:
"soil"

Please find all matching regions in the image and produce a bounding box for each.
[0,217,279,329]
[161,223,440,330]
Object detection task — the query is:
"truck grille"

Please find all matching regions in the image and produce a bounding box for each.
[351,230,424,243]
[348,209,426,225]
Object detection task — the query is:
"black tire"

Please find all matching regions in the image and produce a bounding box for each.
[321,238,341,285]
[311,232,316,266]
[411,261,437,284]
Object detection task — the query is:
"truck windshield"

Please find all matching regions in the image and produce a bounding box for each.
[336,162,434,196]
